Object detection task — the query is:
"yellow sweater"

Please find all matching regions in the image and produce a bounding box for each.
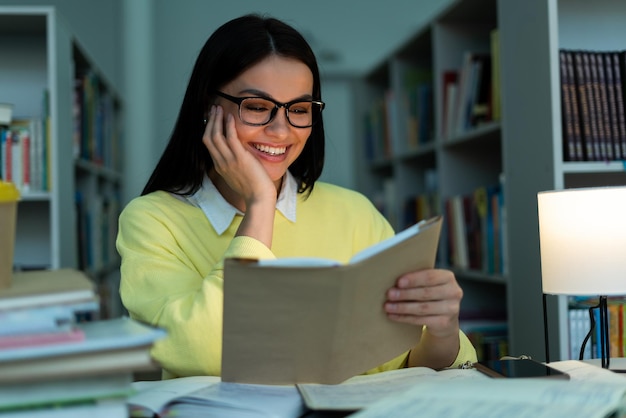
[117,182,476,378]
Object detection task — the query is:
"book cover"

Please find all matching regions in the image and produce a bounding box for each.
[0,317,165,383]
[0,269,95,310]
[222,216,442,385]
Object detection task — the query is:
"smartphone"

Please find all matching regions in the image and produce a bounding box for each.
[474,358,569,379]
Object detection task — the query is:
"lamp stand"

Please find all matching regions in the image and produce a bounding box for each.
[579,296,610,369]
[543,293,550,364]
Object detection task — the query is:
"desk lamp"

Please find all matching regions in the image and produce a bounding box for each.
[537,186,626,369]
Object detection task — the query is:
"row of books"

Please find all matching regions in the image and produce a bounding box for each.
[568,297,626,361]
[442,29,500,141]
[0,103,51,195]
[73,70,122,172]
[75,190,121,275]
[363,30,501,162]
[444,180,507,275]
[0,269,165,416]
[559,49,626,162]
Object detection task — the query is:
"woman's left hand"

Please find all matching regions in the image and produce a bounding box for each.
[384,268,462,338]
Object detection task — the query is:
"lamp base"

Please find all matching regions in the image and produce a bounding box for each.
[579,296,610,369]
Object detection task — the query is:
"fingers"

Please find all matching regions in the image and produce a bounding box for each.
[203,106,241,173]
[384,269,462,331]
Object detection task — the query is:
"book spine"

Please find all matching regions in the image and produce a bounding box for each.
[560,50,577,161]
[603,52,622,160]
[582,52,602,161]
[615,52,626,158]
[573,52,595,161]
[565,51,584,160]
[590,52,611,160]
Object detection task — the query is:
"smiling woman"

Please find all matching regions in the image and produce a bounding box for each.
[116,13,476,381]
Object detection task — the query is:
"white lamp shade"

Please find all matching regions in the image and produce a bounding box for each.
[537,186,626,295]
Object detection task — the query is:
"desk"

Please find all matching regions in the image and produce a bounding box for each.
[126,361,626,418]
[583,357,626,372]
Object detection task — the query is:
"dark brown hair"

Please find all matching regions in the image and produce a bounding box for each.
[142,14,325,196]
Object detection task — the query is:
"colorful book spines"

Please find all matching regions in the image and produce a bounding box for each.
[568,297,626,360]
[0,117,48,194]
[445,182,506,275]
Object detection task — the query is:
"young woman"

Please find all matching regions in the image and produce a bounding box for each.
[116,14,477,380]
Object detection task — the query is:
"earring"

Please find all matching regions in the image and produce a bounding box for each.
[203,118,207,125]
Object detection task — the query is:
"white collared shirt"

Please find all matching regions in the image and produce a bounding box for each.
[184,172,298,235]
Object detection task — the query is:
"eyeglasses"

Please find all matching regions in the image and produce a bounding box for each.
[215,91,325,128]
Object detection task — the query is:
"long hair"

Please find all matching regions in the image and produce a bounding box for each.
[141,14,325,196]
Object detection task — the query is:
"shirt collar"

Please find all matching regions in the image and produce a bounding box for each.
[187,172,298,235]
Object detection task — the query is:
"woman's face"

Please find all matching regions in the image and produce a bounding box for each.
[216,55,314,185]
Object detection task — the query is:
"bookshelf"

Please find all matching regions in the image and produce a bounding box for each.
[355,0,506,361]
[0,6,124,318]
[356,0,626,362]
[500,0,626,362]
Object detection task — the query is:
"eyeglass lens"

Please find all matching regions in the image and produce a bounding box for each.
[240,98,321,128]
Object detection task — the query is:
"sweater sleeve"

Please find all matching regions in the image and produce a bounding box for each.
[363,329,478,374]
[116,197,275,378]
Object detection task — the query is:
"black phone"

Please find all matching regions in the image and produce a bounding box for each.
[474,358,570,379]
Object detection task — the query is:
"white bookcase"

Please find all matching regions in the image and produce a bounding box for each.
[355,0,626,362]
[0,6,124,318]
[500,0,626,362]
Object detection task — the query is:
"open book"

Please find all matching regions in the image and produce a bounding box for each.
[222,216,443,385]
[297,366,487,411]
[127,376,304,418]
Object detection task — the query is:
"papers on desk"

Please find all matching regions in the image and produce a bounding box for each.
[129,362,626,418]
[350,360,626,418]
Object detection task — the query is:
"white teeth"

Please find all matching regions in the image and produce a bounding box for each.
[254,144,286,156]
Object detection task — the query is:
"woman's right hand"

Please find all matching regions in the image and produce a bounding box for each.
[203,105,277,206]
[203,105,277,247]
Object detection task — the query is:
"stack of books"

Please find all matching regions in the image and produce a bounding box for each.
[0,269,166,417]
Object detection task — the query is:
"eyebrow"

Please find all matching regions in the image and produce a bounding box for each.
[237,88,314,102]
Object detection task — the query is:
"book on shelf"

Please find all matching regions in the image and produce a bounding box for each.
[403,67,434,148]
[221,216,443,385]
[445,182,505,275]
[560,48,626,162]
[615,51,626,158]
[0,110,48,194]
[350,360,626,418]
[441,69,459,139]
[128,376,305,418]
[490,28,501,121]
[453,51,493,136]
[560,50,583,161]
[0,316,166,383]
[0,103,12,126]
[568,296,626,360]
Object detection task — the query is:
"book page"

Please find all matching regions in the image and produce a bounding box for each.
[350,377,626,418]
[297,366,487,410]
[129,377,304,418]
[170,382,304,418]
[348,218,433,264]
[128,376,220,417]
[257,257,340,267]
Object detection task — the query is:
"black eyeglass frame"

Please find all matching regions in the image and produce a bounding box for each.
[215,91,325,128]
